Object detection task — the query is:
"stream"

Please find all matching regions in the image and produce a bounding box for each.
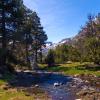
[11,71,76,100]
[37,72,76,100]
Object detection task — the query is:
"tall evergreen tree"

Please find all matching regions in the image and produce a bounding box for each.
[0,0,24,65]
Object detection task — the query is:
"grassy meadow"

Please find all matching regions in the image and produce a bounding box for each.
[39,62,100,76]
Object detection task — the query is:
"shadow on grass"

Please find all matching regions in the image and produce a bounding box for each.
[42,65,70,72]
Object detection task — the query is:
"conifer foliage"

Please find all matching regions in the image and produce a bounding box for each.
[0,0,47,70]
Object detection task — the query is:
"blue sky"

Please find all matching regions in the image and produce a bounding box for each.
[23,0,100,43]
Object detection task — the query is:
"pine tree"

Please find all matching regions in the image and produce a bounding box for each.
[0,0,24,65]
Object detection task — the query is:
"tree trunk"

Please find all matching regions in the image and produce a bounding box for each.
[40,47,42,63]
[25,38,30,67]
[32,50,38,70]
[35,49,37,63]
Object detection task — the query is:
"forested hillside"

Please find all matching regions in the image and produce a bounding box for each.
[46,14,100,65]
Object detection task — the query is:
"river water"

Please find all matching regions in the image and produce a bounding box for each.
[12,71,76,100]
[37,72,76,100]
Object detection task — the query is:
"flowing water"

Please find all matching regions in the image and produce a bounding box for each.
[36,72,76,100]
[12,71,76,100]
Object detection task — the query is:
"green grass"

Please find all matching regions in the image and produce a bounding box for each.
[40,62,100,76]
[0,80,6,86]
[0,90,34,100]
[0,85,49,100]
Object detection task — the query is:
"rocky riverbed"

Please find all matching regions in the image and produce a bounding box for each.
[69,74,100,100]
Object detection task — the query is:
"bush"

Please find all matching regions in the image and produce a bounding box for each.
[45,49,55,67]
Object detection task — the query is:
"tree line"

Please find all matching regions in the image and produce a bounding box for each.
[45,14,100,66]
[0,0,47,71]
